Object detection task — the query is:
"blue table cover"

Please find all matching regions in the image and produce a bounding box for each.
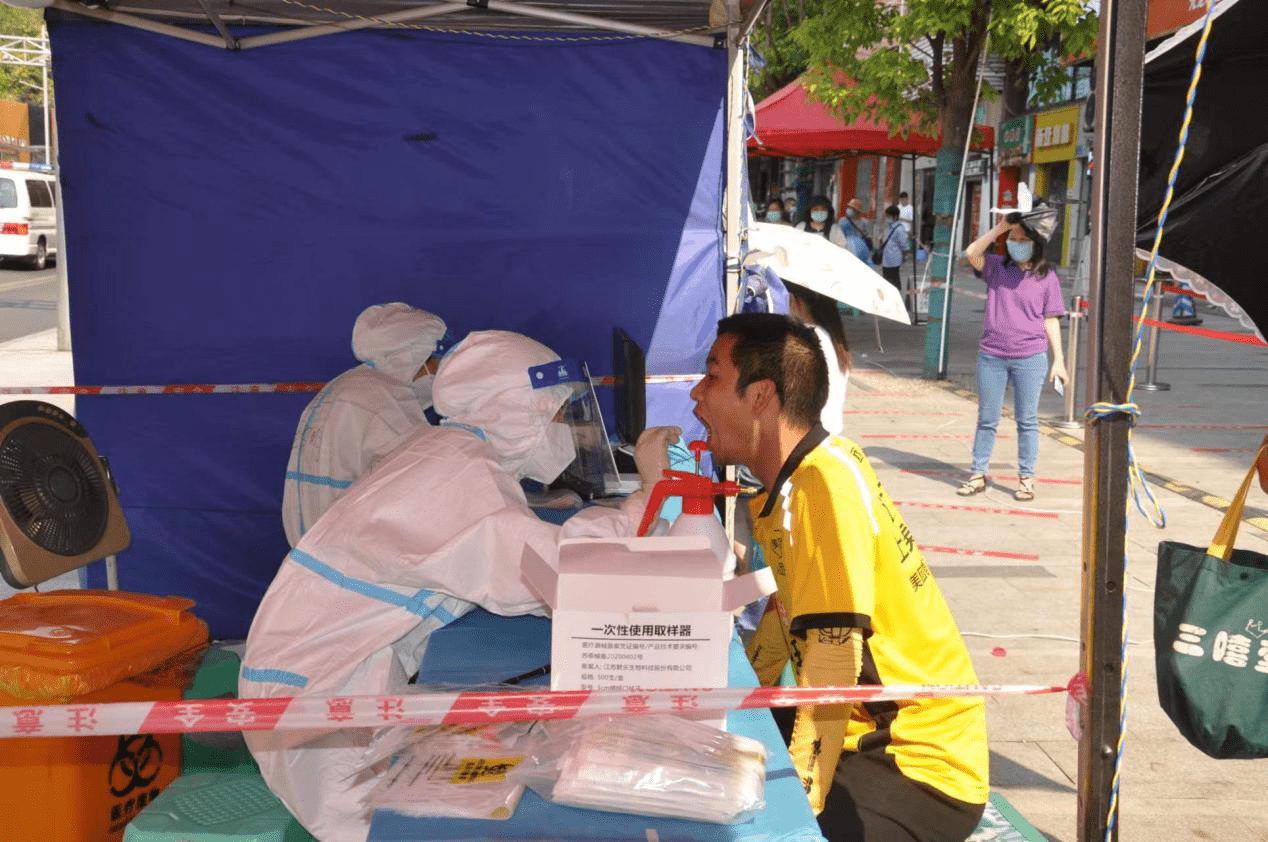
[370,609,825,842]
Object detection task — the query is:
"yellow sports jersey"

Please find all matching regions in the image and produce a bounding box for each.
[748,429,989,806]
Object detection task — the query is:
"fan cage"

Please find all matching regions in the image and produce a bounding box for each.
[0,423,111,557]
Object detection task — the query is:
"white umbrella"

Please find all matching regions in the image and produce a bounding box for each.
[746,221,911,325]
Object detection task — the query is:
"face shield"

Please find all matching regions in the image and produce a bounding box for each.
[524,359,618,491]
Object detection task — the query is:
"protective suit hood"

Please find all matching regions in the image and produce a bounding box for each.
[350,303,447,384]
[433,330,574,481]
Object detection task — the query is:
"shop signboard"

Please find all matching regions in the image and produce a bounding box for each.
[998,115,1032,167]
[1033,105,1080,164]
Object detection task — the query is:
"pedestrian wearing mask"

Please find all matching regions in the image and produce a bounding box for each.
[795,195,848,248]
[876,205,909,291]
[958,214,1068,502]
[763,197,789,224]
[836,197,874,266]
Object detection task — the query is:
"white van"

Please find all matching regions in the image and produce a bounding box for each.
[0,164,58,270]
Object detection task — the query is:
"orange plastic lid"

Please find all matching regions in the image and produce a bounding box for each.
[0,590,209,703]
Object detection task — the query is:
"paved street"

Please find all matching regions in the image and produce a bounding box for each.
[843,266,1268,842]
[0,263,1265,840]
[0,266,59,343]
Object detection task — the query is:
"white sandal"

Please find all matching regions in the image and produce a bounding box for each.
[1014,477,1035,501]
[957,474,987,496]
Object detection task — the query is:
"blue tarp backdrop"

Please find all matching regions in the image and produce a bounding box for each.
[48,12,728,638]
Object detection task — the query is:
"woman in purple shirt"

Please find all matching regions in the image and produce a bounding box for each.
[957,217,1068,501]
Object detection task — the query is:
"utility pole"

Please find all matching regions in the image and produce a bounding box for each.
[1077,0,1147,839]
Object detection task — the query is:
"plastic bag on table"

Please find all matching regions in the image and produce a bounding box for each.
[509,714,767,824]
[363,722,537,820]
[361,720,537,772]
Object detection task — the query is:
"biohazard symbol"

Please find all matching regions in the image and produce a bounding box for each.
[108,734,163,797]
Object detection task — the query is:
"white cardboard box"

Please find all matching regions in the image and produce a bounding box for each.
[521,536,776,695]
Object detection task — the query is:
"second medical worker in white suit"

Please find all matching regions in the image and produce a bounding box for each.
[242,330,680,842]
[281,302,448,546]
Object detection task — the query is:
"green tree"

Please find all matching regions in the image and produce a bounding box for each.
[750,0,826,101]
[0,7,46,105]
[790,0,1096,376]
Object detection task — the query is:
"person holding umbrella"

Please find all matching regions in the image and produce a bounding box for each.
[746,220,911,328]
[785,280,851,435]
[957,194,1068,502]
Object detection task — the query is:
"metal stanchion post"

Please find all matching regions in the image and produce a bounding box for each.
[1052,295,1084,428]
[1137,285,1171,391]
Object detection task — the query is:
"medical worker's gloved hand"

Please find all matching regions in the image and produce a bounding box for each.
[635,425,683,492]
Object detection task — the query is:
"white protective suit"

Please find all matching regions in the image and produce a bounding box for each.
[281,303,447,546]
[242,331,651,842]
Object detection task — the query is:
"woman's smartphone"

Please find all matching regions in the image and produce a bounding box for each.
[1053,379,1066,397]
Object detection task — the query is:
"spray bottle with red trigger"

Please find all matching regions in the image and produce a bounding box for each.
[637,441,743,577]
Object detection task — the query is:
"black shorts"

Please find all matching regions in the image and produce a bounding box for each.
[817,750,985,842]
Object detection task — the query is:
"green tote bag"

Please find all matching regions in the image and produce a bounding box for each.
[1155,445,1268,759]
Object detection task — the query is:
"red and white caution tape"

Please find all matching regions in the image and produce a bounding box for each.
[0,374,703,397]
[0,383,327,396]
[0,682,1068,739]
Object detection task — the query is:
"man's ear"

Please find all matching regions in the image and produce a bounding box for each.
[746,378,778,416]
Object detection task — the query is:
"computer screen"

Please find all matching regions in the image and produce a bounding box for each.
[612,328,646,446]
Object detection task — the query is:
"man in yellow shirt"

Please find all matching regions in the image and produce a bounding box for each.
[690,313,988,842]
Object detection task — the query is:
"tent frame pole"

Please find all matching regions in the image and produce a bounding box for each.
[239,4,470,49]
[721,8,746,538]
[720,0,767,542]
[48,0,228,49]
[1077,0,1147,839]
[194,0,239,50]
[480,1,715,47]
[52,0,719,51]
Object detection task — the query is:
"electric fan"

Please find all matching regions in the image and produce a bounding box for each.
[0,400,130,588]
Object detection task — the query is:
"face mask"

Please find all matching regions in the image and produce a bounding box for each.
[411,373,435,409]
[1006,239,1035,263]
[845,208,858,219]
[765,210,782,223]
[810,210,829,223]
[521,421,577,484]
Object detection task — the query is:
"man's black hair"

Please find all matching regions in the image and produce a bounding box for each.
[715,312,828,429]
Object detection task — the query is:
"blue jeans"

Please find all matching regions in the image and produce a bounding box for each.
[971,350,1047,477]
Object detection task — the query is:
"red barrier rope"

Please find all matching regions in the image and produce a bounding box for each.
[1140,318,1267,347]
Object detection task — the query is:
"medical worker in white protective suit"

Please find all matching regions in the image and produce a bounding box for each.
[242,330,681,842]
[281,302,448,546]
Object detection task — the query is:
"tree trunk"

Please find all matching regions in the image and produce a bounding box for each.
[1002,57,1030,120]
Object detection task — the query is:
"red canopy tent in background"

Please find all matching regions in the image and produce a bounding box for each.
[749,76,994,158]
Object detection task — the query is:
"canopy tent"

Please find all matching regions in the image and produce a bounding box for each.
[1137,0,1267,338]
[39,1,753,639]
[748,76,995,159]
